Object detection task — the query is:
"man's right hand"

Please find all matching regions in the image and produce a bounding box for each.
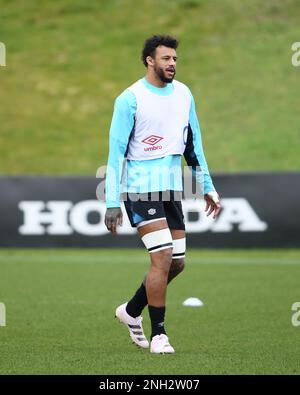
[105,207,123,234]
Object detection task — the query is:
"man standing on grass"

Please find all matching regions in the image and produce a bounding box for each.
[104,35,221,354]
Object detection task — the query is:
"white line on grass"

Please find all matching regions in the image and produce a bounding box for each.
[0,255,299,265]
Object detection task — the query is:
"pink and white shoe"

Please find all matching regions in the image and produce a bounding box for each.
[115,303,149,349]
[150,334,175,354]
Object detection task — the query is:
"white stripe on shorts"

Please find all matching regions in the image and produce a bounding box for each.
[136,217,167,228]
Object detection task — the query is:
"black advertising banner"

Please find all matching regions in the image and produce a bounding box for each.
[0,173,299,248]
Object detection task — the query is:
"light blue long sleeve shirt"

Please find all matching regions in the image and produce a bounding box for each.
[105,78,215,208]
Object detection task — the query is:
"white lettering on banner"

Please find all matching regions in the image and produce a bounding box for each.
[18,201,135,236]
[181,198,267,233]
[208,198,267,232]
[181,199,213,232]
[18,198,267,236]
[69,200,107,236]
[18,201,73,235]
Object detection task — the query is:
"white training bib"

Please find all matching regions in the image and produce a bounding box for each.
[126,79,191,160]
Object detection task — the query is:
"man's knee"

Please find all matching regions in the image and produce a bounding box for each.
[170,258,185,276]
[149,248,173,278]
[143,248,173,285]
[151,248,173,268]
[150,248,172,276]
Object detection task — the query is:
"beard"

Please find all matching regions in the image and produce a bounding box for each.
[154,65,176,83]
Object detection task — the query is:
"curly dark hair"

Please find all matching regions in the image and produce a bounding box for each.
[141,35,179,67]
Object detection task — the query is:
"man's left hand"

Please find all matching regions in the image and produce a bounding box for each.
[204,191,221,219]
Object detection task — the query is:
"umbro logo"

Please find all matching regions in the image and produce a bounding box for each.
[142,135,163,146]
[142,135,163,152]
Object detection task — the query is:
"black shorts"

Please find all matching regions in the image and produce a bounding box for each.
[123,191,185,230]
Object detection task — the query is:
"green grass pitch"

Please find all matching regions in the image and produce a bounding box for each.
[1,0,299,174]
[0,248,300,375]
